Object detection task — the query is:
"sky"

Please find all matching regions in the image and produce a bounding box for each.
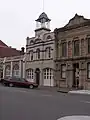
[0,0,90,50]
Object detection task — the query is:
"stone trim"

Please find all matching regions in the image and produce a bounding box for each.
[27,48,53,54]
[26,58,53,62]
[54,56,90,62]
[26,40,54,49]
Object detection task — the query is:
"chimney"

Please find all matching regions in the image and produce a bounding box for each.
[26,37,29,40]
[21,47,25,55]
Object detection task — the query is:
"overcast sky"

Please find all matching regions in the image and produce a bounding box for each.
[0,0,90,50]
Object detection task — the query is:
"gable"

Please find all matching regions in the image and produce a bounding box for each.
[0,40,8,47]
[64,14,90,27]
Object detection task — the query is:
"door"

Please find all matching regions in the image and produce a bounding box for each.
[73,63,79,88]
[35,68,40,85]
[43,68,54,86]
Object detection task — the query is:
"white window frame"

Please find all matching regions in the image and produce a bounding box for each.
[5,66,11,77]
[44,68,53,80]
[27,69,34,81]
[13,65,19,78]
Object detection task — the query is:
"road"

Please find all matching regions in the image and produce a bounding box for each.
[0,85,90,120]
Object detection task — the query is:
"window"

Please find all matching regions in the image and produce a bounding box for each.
[44,68,53,80]
[88,38,90,53]
[61,64,66,79]
[62,42,67,57]
[81,39,85,56]
[46,47,51,58]
[30,40,34,45]
[36,48,40,59]
[35,38,41,43]
[26,69,33,81]
[68,41,72,57]
[87,63,90,79]
[5,65,11,77]
[47,35,51,40]
[13,64,19,78]
[30,50,33,61]
[74,40,79,56]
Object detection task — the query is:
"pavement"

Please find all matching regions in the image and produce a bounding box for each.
[0,85,90,120]
[68,90,90,95]
[57,116,90,120]
[39,86,90,96]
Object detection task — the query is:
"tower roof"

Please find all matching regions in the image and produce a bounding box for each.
[36,12,51,23]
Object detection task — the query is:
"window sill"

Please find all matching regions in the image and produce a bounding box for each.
[60,79,66,81]
[86,79,90,82]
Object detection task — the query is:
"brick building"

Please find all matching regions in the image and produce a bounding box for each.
[54,14,90,89]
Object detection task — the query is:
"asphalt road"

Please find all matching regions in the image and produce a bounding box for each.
[0,85,90,120]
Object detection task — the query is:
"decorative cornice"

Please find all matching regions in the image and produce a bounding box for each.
[54,56,90,62]
[27,58,53,62]
[56,21,90,33]
[26,41,54,49]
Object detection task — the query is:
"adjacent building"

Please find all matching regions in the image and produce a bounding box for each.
[0,40,25,80]
[0,12,55,87]
[54,14,90,89]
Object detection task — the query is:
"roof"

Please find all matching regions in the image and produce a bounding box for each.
[55,14,90,33]
[0,40,22,58]
[0,40,8,47]
[36,12,51,23]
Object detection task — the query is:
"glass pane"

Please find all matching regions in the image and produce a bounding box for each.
[62,65,66,71]
[88,64,90,70]
[47,69,49,73]
[44,75,46,79]
[74,40,79,56]
[88,71,90,78]
[47,76,49,79]
[62,72,66,78]
[62,42,67,57]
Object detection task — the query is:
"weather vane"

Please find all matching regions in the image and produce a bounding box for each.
[43,0,44,12]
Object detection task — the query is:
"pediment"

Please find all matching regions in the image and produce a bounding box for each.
[65,14,89,27]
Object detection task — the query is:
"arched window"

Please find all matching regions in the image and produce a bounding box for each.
[45,47,51,58]
[29,50,33,61]
[30,40,34,45]
[5,65,11,77]
[35,38,41,43]
[88,37,90,53]
[13,64,19,78]
[36,48,40,59]
[47,35,51,40]
[26,69,34,82]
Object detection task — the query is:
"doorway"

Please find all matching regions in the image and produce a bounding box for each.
[73,63,79,88]
[0,71,3,79]
[35,68,40,85]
